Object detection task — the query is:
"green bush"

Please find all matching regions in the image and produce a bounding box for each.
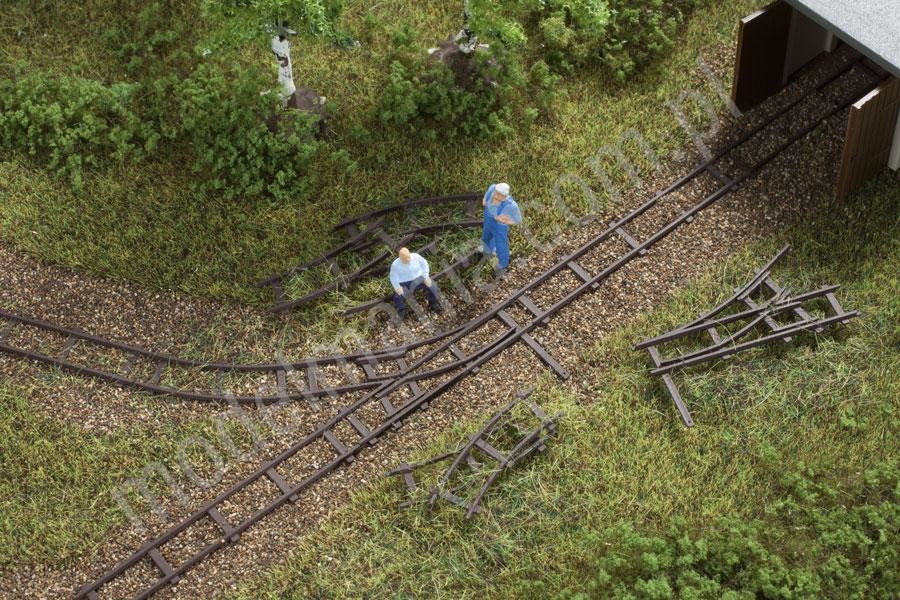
[102,1,196,80]
[503,0,700,80]
[528,59,567,118]
[567,459,899,599]
[467,0,529,48]
[0,74,156,189]
[176,63,324,201]
[455,1,702,81]
[0,0,332,200]
[376,41,523,141]
[0,66,324,199]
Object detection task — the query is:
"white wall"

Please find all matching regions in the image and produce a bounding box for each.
[783,9,833,82]
[889,106,900,171]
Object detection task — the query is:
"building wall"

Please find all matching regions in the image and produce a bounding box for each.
[783,9,833,82]
[890,107,900,171]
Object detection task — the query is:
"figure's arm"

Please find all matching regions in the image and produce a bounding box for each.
[389,264,403,295]
[417,254,431,279]
[497,201,522,225]
[483,184,494,207]
[417,255,433,286]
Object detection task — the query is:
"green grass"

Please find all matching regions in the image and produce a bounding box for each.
[0,375,268,570]
[0,380,151,567]
[0,0,759,307]
[230,172,899,598]
[4,0,895,585]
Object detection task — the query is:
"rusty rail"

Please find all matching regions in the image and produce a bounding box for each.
[0,308,467,404]
[636,246,859,426]
[331,192,481,235]
[388,388,561,517]
[33,52,873,598]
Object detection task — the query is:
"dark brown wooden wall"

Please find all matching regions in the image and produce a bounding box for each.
[732,0,794,111]
[836,78,900,201]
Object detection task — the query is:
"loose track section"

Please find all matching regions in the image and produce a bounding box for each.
[70,52,881,598]
[636,245,859,426]
[389,389,562,518]
[257,193,483,313]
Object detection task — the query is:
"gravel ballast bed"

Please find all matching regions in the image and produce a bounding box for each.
[0,43,875,599]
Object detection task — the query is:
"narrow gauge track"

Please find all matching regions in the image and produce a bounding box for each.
[0,309,468,404]
[66,52,880,598]
[257,193,482,312]
[636,245,858,426]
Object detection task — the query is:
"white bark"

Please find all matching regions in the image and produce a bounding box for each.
[271,35,296,101]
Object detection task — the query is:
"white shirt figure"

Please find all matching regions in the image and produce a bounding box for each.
[389,252,431,292]
[271,35,296,101]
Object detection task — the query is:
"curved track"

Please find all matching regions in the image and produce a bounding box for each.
[0,309,469,404]
[0,47,876,597]
[52,51,884,598]
[257,193,483,313]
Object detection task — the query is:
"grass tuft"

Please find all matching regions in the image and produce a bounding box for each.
[230,172,899,599]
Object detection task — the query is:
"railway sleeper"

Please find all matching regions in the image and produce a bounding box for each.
[640,347,696,427]
[763,277,818,328]
[741,296,793,342]
[612,225,647,256]
[207,507,240,542]
[323,429,354,463]
[148,548,180,584]
[57,334,79,362]
[149,359,168,387]
[518,294,549,325]
[705,164,739,191]
[825,292,853,324]
[266,468,299,502]
[496,310,569,380]
[566,261,599,290]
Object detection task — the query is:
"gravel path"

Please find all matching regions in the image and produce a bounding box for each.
[0,42,876,599]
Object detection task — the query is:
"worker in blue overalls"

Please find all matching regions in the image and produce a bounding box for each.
[481,182,523,278]
[389,247,442,320]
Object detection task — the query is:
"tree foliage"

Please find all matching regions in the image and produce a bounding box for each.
[199,0,348,50]
[466,0,701,80]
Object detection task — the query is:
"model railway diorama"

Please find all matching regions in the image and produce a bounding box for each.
[0,1,897,599]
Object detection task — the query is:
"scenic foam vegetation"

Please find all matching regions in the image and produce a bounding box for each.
[235,173,899,599]
[0,1,896,598]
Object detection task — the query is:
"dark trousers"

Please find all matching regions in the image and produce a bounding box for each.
[393,278,439,313]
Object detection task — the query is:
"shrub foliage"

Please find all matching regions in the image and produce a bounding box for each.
[0,0,701,195]
[0,1,324,198]
[530,0,700,78]
[0,75,154,189]
[559,458,899,599]
[377,44,522,141]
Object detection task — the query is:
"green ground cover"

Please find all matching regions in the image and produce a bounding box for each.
[0,0,756,307]
[0,375,267,570]
[232,172,899,599]
[0,3,766,572]
[0,379,164,567]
